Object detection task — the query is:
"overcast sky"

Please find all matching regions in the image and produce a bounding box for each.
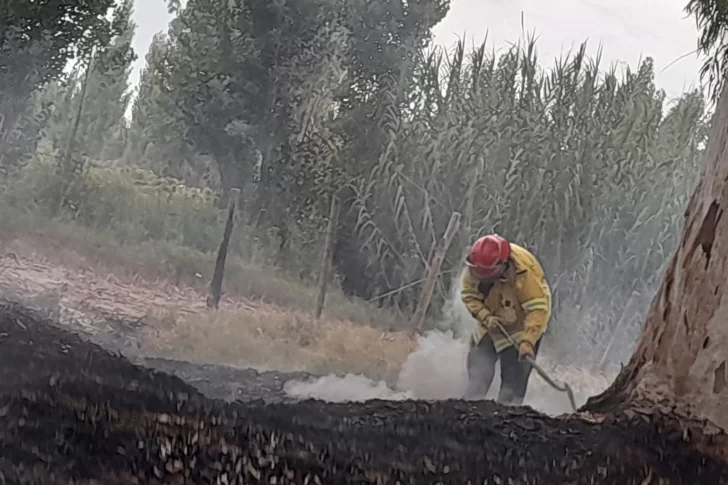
[130,0,704,101]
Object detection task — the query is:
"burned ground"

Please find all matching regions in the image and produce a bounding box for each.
[0,301,727,484]
[139,356,316,403]
[0,299,317,404]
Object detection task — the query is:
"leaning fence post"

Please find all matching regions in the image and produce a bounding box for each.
[314,195,340,318]
[411,212,461,331]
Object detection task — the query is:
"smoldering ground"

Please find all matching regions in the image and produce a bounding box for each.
[284,329,615,414]
[285,290,618,415]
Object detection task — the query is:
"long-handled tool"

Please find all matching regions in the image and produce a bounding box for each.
[491,320,578,412]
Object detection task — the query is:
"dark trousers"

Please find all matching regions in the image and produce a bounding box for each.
[463,334,542,405]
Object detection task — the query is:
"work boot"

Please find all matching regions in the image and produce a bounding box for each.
[497,386,525,406]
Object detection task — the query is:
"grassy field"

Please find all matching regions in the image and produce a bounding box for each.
[0,208,409,321]
[0,211,418,381]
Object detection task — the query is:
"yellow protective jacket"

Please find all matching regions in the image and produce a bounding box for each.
[460,243,551,352]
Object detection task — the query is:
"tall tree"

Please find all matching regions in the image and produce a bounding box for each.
[126,32,208,185]
[74,0,137,161]
[151,0,449,270]
[0,0,117,172]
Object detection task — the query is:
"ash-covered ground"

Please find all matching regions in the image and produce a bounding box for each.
[1,300,725,485]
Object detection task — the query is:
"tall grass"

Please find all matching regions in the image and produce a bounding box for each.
[351,38,709,367]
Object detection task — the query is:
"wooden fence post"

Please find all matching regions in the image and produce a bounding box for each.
[314,195,340,319]
[411,212,461,331]
[207,187,240,309]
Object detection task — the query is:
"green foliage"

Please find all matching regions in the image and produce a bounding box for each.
[126,32,210,186]
[0,0,117,171]
[0,88,54,179]
[15,153,219,252]
[0,0,116,91]
[75,0,137,161]
[10,152,325,283]
[11,2,139,217]
[34,1,137,162]
[686,0,728,101]
[139,0,449,240]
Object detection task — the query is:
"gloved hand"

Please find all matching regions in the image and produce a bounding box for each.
[518,341,535,361]
[483,315,503,331]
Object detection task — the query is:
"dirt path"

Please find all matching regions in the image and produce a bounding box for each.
[0,250,245,346]
[140,356,316,402]
[0,248,322,403]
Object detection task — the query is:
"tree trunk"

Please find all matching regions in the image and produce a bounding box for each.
[207,188,239,309]
[585,81,728,457]
[52,50,94,217]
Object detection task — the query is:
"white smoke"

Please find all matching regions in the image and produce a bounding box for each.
[394,329,469,399]
[284,275,615,415]
[284,328,612,415]
[284,373,415,401]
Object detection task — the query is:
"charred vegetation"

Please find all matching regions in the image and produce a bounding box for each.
[0,302,726,484]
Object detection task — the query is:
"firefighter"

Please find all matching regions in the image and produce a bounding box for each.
[460,234,551,405]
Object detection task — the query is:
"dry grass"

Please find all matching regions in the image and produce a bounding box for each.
[140,305,417,381]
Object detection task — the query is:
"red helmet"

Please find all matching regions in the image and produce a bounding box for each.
[467,234,511,278]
